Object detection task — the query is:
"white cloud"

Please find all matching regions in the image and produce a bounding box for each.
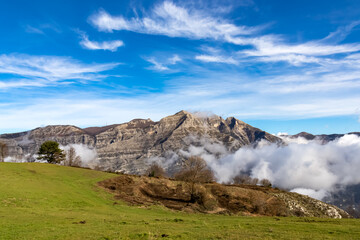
[257,54,320,66]
[145,57,169,71]
[320,20,360,44]
[241,38,360,57]
[0,79,46,89]
[24,23,61,34]
[25,25,45,34]
[89,2,257,39]
[169,54,181,64]
[1,75,359,134]
[145,54,182,71]
[89,2,360,67]
[195,134,360,200]
[195,54,237,64]
[0,54,120,87]
[79,33,124,52]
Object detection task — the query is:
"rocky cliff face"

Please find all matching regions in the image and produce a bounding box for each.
[0,111,281,173]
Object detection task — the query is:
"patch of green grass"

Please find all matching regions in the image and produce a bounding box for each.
[0,163,359,239]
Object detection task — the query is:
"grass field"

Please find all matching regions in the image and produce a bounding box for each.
[0,163,359,240]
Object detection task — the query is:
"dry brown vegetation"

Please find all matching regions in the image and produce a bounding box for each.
[232,173,272,187]
[99,174,350,218]
[174,156,215,183]
[145,162,166,177]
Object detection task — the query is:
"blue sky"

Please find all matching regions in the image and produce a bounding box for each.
[1,0,360,134]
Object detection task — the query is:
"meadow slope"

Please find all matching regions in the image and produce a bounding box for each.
[0,163,359,240]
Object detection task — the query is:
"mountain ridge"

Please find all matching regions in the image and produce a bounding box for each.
[0,110,281,173]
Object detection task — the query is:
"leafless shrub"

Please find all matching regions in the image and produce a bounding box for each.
[174,156,215,183]
[260,179,272,187]
[232,174,253,184]
[0,141,8,162]
[251,178,259,185]
[146,162,166,177]
[232,174,272,187]
[63,147,82,167]
[174,156,215,202]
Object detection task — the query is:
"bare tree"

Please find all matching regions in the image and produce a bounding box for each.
[232,174,267,186]
[146,162,166,177]
[252,178,259,185]
[174,156,215,202]
[232,174,253,184]
[260,179,272,187]
[63,147,82,167]
[0,141,8,162]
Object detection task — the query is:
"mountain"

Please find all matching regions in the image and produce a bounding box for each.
[0,110,281,173]
[290,131,360,143]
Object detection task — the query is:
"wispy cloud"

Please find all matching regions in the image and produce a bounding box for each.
[0,79,46,89]
[1,80,359,133]
[238,36,360,57]
[89,2,360,68]
[320,20,360,44]
[195,54,237,64]
[24,25,45,34]
[79,32,124,51]
[89,2,258,38]
[24,23,61,34]
[0,54,120,88]
[168,54,181,64]
[146,57,169,71]
[145,54,182,71]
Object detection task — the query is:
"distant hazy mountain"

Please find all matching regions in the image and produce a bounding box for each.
[290,131,360,143]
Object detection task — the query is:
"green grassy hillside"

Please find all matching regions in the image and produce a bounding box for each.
[0,163,359,239]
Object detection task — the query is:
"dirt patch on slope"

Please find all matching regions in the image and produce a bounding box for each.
[99,175,350,218]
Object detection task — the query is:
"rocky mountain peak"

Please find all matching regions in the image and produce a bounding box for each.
[293,132,316,140]
[29,125,84,139]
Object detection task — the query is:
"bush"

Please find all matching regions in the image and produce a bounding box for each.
[174,156,214,183]
[146,163,166,177]
[232,174,272,187]
[260,179,272,187]
[232,174,252,184]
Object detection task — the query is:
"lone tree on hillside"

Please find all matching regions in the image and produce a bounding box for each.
[37,141,65,164]
[174,156,215,201]
[146,162,166,177]
[0,141,8,162]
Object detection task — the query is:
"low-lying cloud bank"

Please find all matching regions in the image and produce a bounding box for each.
[181,134,360,200]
